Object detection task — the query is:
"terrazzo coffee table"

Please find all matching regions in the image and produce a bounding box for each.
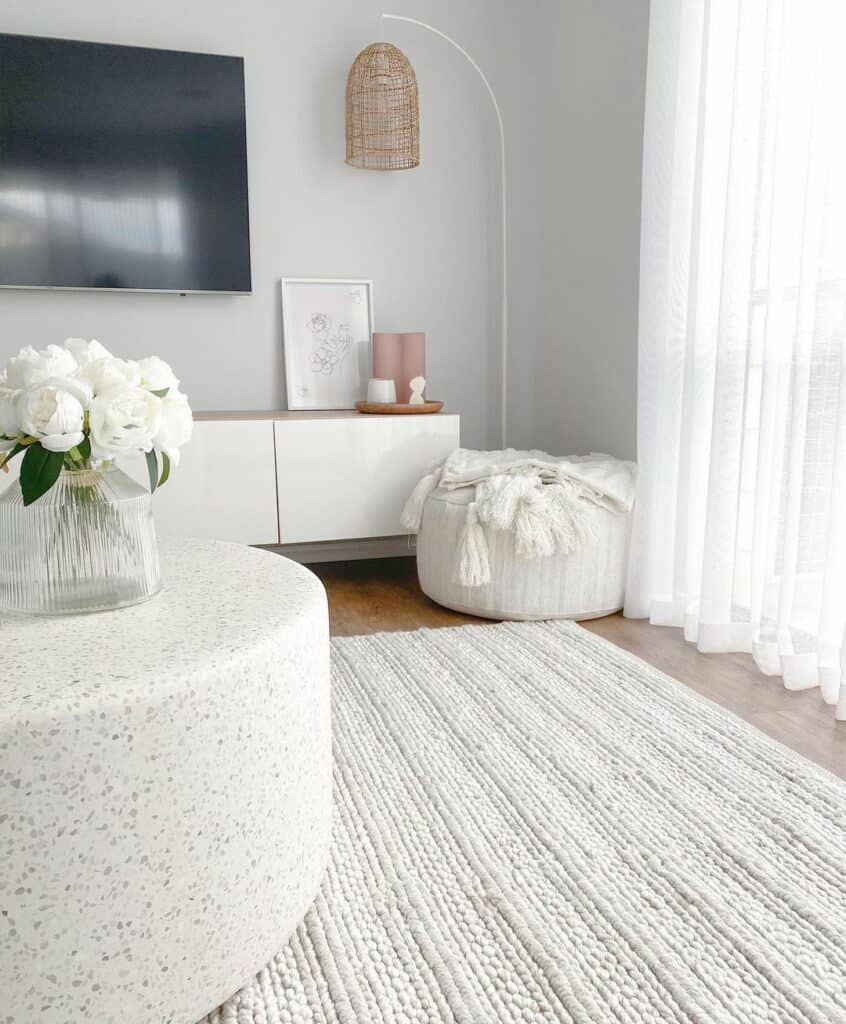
[0,539,332,1024]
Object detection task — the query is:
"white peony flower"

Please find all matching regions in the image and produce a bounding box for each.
[79,355,142,395]
[64,337,112,367]
[17,385,86,453]
[152,391,193,465]
[89,386,162,456]
[0,372,20,438]
[138,356,179,395]
[5,344,78,390]
[43,375,94,410]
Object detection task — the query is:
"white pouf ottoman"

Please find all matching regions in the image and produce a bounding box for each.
[417,486,632,620]
[0,539,332,1024]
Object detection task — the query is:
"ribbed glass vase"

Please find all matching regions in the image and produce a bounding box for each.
[0,466,161,615]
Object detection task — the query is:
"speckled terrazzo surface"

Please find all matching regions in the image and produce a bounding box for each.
[1,539,332,1024]
[1,539,326,712]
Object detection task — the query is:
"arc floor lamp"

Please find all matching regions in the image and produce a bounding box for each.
[345,14,508,448]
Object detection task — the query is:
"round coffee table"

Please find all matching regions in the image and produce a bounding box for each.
[0,539,332,1024]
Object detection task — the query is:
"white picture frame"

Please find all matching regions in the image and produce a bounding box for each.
[281,278,374,410]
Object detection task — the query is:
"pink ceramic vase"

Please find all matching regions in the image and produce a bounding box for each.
[372,333,402,396]
[372,331,426,404]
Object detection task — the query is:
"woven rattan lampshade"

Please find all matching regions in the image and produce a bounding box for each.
[345,42,420,170]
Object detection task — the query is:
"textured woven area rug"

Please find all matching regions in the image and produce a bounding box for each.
[204,621,846,1023]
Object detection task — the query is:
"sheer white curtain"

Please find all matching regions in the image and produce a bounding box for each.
[626,0,846,717]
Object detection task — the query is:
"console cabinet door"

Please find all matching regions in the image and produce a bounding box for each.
[274,415,460,543]
[125,419,280,545]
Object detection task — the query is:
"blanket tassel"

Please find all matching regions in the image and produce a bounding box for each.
[455,503,491,587]
[400,469,442,532]
[513,489,557,559]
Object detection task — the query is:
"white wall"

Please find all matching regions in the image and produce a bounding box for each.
[534,0,650,460]
[0,1,650,458]
[0,0,541,451]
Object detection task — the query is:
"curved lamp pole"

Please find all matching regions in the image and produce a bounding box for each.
[381,13,508,448]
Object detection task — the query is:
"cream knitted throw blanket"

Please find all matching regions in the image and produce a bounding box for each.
[401,449,637,587]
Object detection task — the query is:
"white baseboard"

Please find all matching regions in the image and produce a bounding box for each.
[260,535,417,564]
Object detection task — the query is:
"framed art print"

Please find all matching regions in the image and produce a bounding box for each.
[281,278,374,409]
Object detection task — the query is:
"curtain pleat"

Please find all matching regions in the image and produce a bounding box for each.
[627,0,846,717]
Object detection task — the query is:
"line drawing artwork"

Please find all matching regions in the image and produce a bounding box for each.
[307,312,354,376]
[281,279,373,410]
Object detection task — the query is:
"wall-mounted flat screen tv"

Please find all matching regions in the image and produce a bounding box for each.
[0,33,251,293]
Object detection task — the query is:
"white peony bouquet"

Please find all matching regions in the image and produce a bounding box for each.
[0,339,192,506]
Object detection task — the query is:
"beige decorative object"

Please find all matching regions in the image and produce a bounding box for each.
[345,43,420,171]
[408,375,426,404]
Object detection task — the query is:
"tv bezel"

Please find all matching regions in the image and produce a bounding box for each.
[0,32,252,296]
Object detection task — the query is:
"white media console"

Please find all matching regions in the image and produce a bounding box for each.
[1,411,460,556]
[152,410,460,551]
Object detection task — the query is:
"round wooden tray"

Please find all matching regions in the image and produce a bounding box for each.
[356,400,444,415]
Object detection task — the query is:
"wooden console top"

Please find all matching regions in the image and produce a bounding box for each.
[193,409,455,422]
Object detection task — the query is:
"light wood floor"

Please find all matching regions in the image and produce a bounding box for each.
[310,556,846,780]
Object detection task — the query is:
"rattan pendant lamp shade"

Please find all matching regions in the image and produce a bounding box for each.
[345,42,420,170]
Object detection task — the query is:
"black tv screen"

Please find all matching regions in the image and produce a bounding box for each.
[0,34,251,293]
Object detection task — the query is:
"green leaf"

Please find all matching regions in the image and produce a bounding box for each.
[20,444,65,506]
[151,388,169,398]
[158,452,171,488]
[77,435,92,460]
[0,442,26,471]
[145,449,158,493]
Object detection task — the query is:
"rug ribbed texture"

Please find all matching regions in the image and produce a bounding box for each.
[203,621,846,1023]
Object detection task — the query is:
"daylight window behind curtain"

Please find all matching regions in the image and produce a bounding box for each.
[626,0,846,716]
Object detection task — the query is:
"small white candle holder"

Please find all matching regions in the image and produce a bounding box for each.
[366,378,397,403]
